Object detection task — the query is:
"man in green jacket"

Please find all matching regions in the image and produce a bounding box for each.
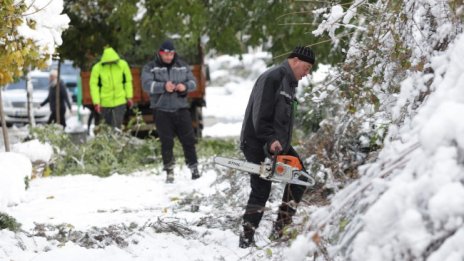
[90,47,133,129]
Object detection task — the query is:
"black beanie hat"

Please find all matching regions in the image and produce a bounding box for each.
[159,40,175,52]
[288,46,315,65]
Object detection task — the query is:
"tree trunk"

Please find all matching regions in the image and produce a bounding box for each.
[56,59,62,125]
[0,89,11,152]
[26,71,36,127]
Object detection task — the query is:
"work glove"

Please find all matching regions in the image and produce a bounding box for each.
[94,104,101,113]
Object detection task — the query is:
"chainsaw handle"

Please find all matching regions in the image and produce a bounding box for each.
[263,143,280,178]
[269,150,279,178]
[263,142,281,158]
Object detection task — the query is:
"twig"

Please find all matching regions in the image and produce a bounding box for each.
[308,142,421,257]
[22,0,54,17]
[273,31,356,60]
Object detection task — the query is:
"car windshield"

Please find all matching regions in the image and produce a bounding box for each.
[5,76,49,91]
[5,79,27,90]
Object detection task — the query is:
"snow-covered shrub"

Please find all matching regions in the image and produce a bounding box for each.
[0,212,21,232]
[29,124,159,176]
[289,1,464,260]
[297,0,462,181]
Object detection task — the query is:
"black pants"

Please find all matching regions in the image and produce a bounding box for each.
[85,105,100,132]
[154,109,198,170]
[48,109,66,128]
[101,104,126,129]
[242,145,307,228]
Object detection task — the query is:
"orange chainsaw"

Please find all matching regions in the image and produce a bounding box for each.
[213,155,316,187]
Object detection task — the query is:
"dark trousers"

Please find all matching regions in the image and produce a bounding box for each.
[86,106,100,133]
[101,104,126,129]
[242,145,307,229]
[154,109,198,170]
[48,109,66,128]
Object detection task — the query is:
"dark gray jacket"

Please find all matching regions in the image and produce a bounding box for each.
[240,61,298,154]
[141,54,196,112]
[40,80,72,113]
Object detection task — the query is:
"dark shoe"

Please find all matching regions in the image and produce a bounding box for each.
[239,232,254,248]
[239,223,255,248]
[166,170,174,183]
[269,223,284,241]
[191,168,201,180]
[269,205,294,241]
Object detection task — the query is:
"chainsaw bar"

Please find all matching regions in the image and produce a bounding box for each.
[213,156,263,174]
[213,156,316,187]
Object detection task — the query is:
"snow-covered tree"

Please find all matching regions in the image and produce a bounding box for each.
[0,0,69,85]
[298,0,463,179]
[0,0,69,150]
[290,1,464,260]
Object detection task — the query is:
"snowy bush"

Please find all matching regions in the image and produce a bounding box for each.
[290,1,464,260]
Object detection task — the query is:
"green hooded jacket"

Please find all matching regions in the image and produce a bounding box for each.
[90,47,133,107]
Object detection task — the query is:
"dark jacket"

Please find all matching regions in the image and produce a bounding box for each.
[141,54,196,112]
[41,80,72,112]
[240,61,298,154]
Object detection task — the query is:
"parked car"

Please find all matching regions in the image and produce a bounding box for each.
[49,60,80,103]
[1,71,51,126]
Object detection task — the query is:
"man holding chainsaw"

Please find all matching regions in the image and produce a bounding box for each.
[238,46,315,248]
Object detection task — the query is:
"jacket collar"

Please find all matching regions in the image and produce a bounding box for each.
[155,53,177,67]
[282,60,298,86]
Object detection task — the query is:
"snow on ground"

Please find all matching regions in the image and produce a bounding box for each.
[0,152,32,209]
[0,165,249,261]
[0,147,289,260]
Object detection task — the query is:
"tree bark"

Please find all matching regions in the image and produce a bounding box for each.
[56,59,62,125]
[26,71,36,127]
[0,89,11,152]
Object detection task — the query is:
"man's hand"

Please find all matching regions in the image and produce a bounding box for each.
[94,104,101,113]
[127,99,134,108]
[165,81,176,93]
[269,140,283,154]
[175,83,187,92]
